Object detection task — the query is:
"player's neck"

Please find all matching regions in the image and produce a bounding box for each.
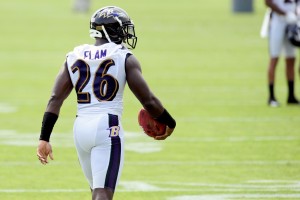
[95,38,108,46]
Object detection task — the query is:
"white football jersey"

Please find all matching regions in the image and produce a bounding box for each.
[66,43,131,117]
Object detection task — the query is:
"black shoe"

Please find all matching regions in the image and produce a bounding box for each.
[287,97,300,105]
[287,98,300,105]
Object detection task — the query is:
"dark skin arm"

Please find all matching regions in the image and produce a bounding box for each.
[265,0,286,15]
[37,62,73,164]
[125,54,174,140]
[45,62,74,115]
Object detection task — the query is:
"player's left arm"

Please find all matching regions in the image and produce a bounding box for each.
[125,54,176,140]
[37,61,73,164]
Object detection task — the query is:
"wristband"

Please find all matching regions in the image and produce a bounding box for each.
[155,109,176,129]
[39,112,58,142]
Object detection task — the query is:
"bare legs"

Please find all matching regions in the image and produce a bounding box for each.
[92,188,114,200]
[267,56,299,106]
[267,57,279,106]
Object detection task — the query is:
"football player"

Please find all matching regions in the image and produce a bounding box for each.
[73,0,90,13]
[36,6,176,200]
[265,0,300,107]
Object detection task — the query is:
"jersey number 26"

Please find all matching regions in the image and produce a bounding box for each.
[71,59,119,103]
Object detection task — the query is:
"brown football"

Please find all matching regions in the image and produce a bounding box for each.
[138,109,166,138]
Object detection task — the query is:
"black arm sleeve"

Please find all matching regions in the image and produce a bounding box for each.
[39,112,58,142]
[155,109,176,129]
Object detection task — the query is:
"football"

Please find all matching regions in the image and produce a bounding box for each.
[138,109,166,138]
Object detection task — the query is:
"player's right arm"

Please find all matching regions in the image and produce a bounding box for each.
[45,62,74,115]
[265,0,298,24]
[125,54,176,140]
[265,0,285,15]
[37,61,73,164]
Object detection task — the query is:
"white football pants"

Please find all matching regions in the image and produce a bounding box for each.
[73,113,124,190]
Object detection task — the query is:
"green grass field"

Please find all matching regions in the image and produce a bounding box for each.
[1,0,300,199]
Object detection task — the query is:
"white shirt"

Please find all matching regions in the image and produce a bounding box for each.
[66,43,131,117]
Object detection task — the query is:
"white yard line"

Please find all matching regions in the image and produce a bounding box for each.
[1,160,300,167]
[126,160,300,166]
[147,180,300,190]
[169,135,299,143]
[0,103,17,113]
[1,130,298,147]
[179,116,300,123]
[1,180,300,194]
[0,189,87,193]
[0,130,163,153]
[168,194,300,200]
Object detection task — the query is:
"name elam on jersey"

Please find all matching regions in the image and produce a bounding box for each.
[83,49,107,60]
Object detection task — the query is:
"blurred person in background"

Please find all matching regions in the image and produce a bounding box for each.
[73,0,91,12]
[265,0,300,107]
[36,6,176,200]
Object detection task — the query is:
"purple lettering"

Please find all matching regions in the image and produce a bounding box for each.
[95,50,100,59]
[100,49,107,58]
[84,51,90,59]
[84,49,107,60]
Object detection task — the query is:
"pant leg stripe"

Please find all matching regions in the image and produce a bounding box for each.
[105,114,121,191]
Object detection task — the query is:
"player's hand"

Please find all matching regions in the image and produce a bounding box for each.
[154,126,174,140]
[37,140,54,165]
[285,12,297,24]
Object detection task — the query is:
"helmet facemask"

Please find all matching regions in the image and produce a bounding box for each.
[123,24,137,49]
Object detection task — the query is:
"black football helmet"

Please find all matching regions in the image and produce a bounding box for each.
[287,23,300,47]
[90,6,137,49]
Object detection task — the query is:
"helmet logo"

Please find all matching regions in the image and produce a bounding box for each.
[99,8,126,19]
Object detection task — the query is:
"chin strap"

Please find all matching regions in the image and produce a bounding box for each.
[102,25,112,43]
